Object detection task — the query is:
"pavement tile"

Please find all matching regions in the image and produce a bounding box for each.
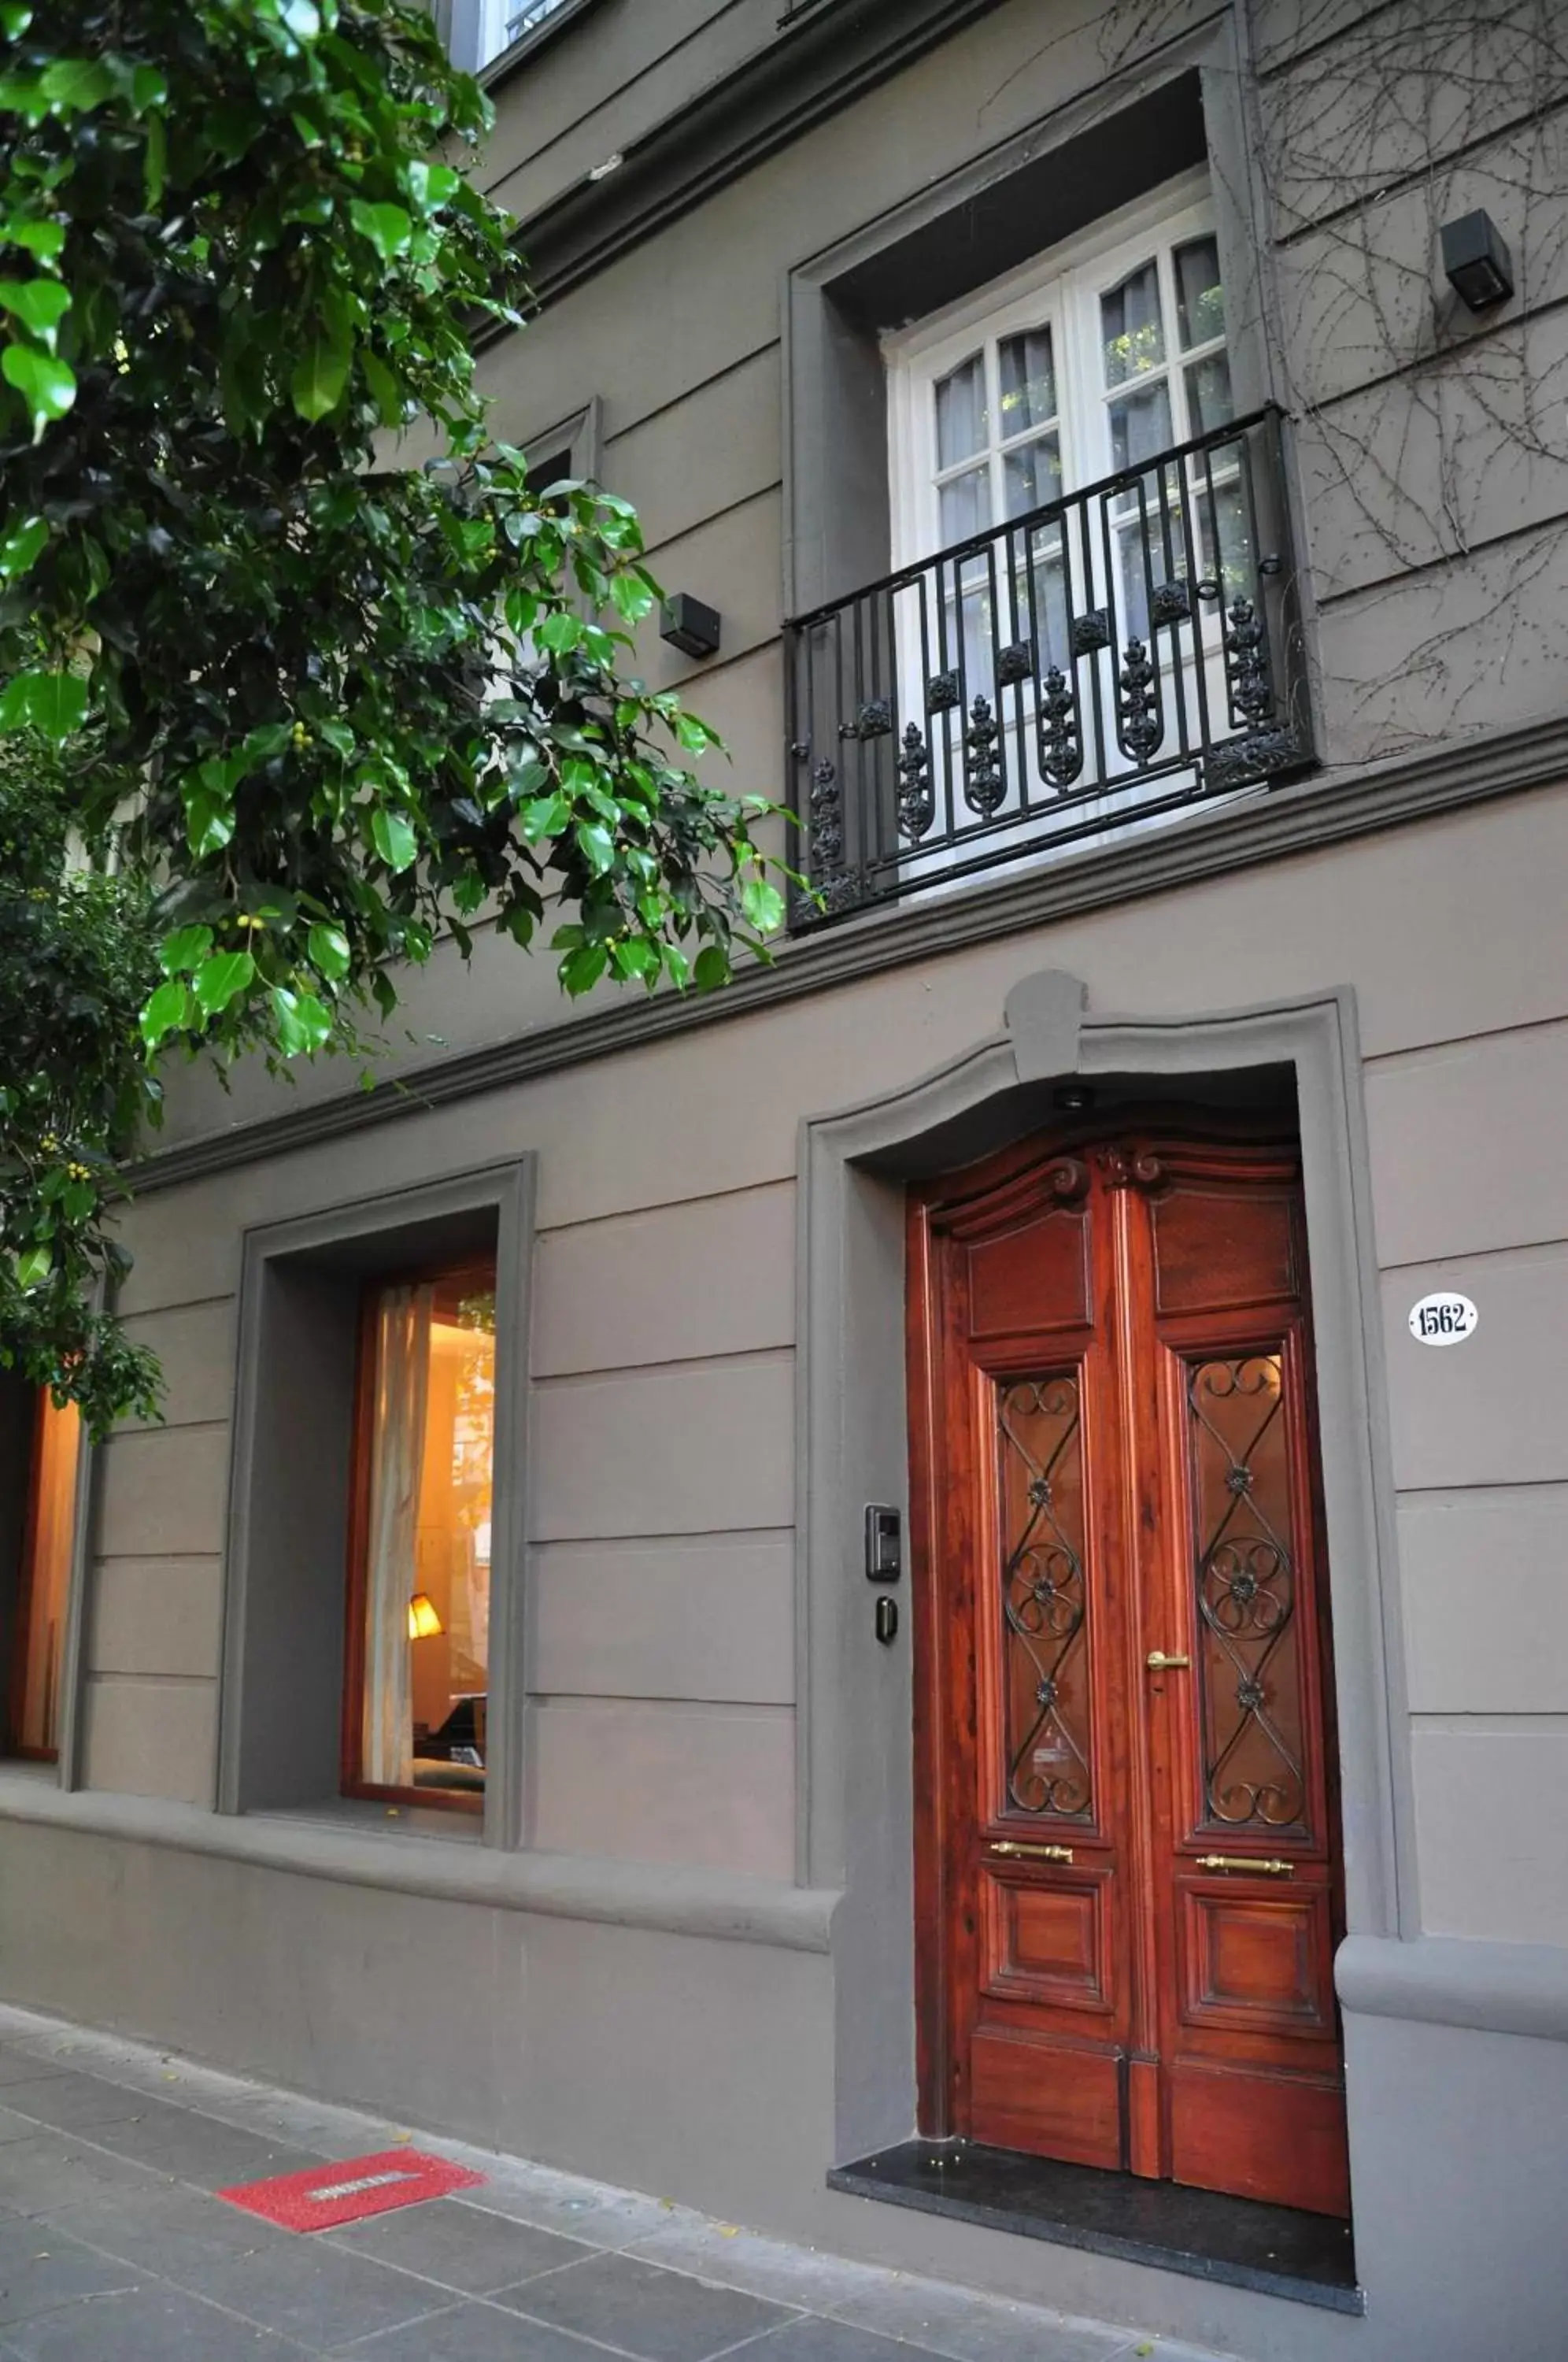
[83,2108,324,2193]
[329,2300,616,2362]
[627,2221,889,2313]
[0,2064,65,2097]
[0,2282,310,2360]
[0,2139,165,2220]
[743,2323,956,2362]
[37,2184,298,2282]
[190,2239,453,2349]
[495,2249,798,2360]
[0,2219,142,2326]
[0,2119,43,2153]
[829,2278,1134,2362]
[460,2169,675,2249]
[326,2198,592,2296]
[0,2075,152,2135]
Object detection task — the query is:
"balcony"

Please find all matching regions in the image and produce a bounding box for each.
[784,406,1314,929]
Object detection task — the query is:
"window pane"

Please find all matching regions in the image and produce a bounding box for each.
[10,1395,80,1759]
[1108,380,1174,472]
[1100,259,1165,390]
[936,354,988,469]
[999,327,1056,438]
[1003,431,1063,520]
[1185,352,1234,436]
[358,1273,496,1800]
[1174,235,1226,351]
[939,464,992,544]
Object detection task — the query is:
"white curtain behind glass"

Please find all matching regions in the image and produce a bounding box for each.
[361,1284,433,1788]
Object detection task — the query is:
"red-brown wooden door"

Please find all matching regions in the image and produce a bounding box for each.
[908,1124,1349,2218]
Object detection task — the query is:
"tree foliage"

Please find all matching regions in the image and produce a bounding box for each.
[0,0,786,1430]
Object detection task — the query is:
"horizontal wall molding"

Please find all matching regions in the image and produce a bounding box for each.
[0,1778,838,1953]
[1337,1932,1568,2045]
[491,0,1014,321]
[131,713,1568,1197]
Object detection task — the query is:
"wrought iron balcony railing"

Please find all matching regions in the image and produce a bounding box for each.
[785,405,1314,928]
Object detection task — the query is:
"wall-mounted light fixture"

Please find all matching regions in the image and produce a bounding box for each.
[660,593,722,660]
[408,1593,444,1640]
[1440,210,1514,312]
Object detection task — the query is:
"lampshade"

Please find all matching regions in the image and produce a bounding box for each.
[408,1593,444,1640]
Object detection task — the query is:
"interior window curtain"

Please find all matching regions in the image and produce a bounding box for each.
[361,1283,434,1787]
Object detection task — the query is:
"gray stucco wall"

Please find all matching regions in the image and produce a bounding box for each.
[10,5,1568,2356]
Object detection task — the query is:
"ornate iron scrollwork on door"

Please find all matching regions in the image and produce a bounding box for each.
[996,1375,1093,1819]
[1185,1353,1307,1831]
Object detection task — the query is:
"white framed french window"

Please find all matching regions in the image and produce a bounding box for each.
[879,172,1246,883]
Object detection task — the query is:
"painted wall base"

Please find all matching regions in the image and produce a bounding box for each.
[2,1816,1565,2361]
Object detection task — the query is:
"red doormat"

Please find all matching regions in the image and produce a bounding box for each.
[219,2148,486,2232]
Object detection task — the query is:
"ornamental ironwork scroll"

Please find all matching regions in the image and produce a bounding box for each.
[995,1373,1093,1820]
[784,409,1313,927]
[1185,1353,1307,1831]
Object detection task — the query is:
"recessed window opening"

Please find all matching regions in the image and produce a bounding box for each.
[343,1260,497,1812]
[6,1392,80,1763]
[882,174,1248,881]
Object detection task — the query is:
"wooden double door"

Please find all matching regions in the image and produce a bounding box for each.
[908,1123,1349,2219]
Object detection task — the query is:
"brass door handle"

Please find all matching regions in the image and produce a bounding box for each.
[1195,1854,1295,1876]
[1145,1650,1190,1670]
[989,1841,1074,1864]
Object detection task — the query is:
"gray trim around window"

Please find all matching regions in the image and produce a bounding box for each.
[794,973,1415,2163]
[217,1159,534,1851]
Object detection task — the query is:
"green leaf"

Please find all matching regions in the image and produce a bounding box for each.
[741,877,785,933]
[183,785,235,859]
[693,945,730,991]
[520,791,570,841]
[536,611,583,655]
[2,342,76,441]
[193,950,256,1017]
[289,291,353,421]
[307,921,350,979]
[0,277,68,346]
[560,942,608,996]
[359,346,402,427]
[0,667,86,739]
[157,924,213,977]
[39,56,113,111]
[405,160,460,213]
[575,818,615,876]
[349,199,412,261]
[0,7,34,39]
[270,984,332,1057]
[0,513,46,578]
[369,808,417,872]
[139,976,190,1050]
[14,1244,51,1290]
[609,571,656,624]
[1,220,62,264]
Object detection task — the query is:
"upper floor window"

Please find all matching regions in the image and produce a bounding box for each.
[889,185,1232,587]
[448,0,577,72]
[783,172,1312,926]
[344,1263,497,1811]
[7,1392,80,1762]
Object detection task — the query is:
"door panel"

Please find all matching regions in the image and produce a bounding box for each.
[910,1124,1349,2218]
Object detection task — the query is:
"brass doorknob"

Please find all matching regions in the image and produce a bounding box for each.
[1146,1650,1190,1670]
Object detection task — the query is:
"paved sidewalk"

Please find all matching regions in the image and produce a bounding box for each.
[0,2005,1242,2362]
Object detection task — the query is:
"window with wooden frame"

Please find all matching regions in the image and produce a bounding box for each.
[6,1391,81,1762]
[342,1261,497,1812]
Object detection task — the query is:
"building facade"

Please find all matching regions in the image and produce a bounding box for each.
[4,2,1568,2354]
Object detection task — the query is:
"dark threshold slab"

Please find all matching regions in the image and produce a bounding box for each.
[827,2141,1363,2316]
